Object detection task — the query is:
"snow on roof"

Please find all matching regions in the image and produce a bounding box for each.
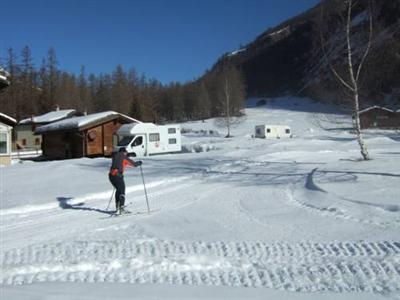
[19,109,77,124]
[35,111,139,133]
[0,112,17,125]
[359,106,395,114]
[0,67,10,87]
[0,67,9,77]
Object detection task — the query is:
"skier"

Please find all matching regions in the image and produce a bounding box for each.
[109,147,142,214]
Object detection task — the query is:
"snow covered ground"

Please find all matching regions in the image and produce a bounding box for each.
[1,97,399,299]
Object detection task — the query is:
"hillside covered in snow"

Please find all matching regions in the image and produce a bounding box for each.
[210,0,400,109]
[1,97,399,299]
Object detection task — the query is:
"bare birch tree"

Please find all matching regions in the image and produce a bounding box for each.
[219,63,245,138]
[320,0,372,160]
[224,75,232,137]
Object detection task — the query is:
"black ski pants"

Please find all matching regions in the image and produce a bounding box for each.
[109,174,126,209]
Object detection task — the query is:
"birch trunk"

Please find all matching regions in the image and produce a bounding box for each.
[353,89,370,160]
[224,76,231,138]
[320,0,372,160]
[345,0,370,160]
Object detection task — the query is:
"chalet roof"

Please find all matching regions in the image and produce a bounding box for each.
[0,112,17,127]
[0,67,10,90]
[19,109,77,125]
[0,67,9,81]
[358,106,395,114]
[35,111,140,134]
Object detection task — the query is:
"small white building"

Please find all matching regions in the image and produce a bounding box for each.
[116,122,182,157]
[0,113,17,166]
[255,124,292,139]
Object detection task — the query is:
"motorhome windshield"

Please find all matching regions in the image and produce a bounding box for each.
[118,136,134,146]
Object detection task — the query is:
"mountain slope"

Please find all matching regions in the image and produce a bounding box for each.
[210,0,400,108]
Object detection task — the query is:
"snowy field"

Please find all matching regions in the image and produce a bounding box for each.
[1,97,399,299]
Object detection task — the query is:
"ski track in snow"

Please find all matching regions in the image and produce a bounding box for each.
[287,190,400,229]
[287,169,400,229]
[0,175,192,217]
[1,240,399,294]
[0,176,202,252]
[1,175,195,231]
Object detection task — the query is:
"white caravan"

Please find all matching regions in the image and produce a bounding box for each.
[116,122,181,157]
[255,125,292,139]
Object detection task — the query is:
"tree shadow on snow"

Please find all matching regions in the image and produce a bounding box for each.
[380,152,400,155]
[320,169,400,178]
[57,197,114,215]
[139,157,322,187]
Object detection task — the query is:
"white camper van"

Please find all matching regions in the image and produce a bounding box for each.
[255,125,292,139]
[116,122,181,157]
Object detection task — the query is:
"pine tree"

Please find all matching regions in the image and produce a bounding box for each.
[112,65,131,113]
[78,65,90,113]
[5,48,21,118]
[47,47,59,110]
[20,46,38,117]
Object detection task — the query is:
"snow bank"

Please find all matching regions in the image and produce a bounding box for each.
[1,96,399,299]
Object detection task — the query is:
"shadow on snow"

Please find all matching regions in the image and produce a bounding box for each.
[57,197,114,216]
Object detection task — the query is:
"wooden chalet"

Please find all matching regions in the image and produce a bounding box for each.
[358,106,400,129]
[16,109,81,151]
[35,111,140,159]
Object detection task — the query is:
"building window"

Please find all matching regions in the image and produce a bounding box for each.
[168,128,176,134]
[149,133,160,142]
[169,138,177,144]
[22,139,27,146]
[0,132,7,154]
[35,138,40,145]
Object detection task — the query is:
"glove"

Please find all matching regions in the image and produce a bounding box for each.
[135,161,142,166]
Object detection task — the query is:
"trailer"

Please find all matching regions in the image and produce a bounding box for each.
[116,122,182,157]
[255,125,292,139]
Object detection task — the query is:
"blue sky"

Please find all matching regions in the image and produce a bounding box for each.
[1,0,320,84]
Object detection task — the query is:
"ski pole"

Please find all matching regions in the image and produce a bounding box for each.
[139,164,150,213]
[106,188,115,211]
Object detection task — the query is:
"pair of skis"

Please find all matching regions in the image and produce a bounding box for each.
[108,208,132,217]
[106,207,160,218]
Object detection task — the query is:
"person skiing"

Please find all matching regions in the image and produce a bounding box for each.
[109,147,142,214]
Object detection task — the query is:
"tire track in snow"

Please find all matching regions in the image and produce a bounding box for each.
[1,240,399,293]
